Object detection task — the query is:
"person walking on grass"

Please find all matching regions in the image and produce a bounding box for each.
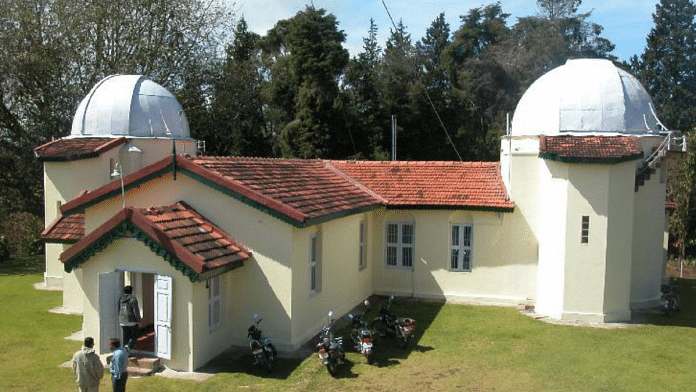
[72,336,104,392]
[109,338,128,392]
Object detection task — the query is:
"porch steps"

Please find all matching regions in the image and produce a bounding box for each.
[127,356,162,377]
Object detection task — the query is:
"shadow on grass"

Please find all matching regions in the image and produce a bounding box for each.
[339,295,443,368]
[638,277,696,328]
[198,353,308,380]
[0,254,44,276]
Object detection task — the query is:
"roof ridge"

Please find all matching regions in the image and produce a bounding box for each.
[323,161,389,205]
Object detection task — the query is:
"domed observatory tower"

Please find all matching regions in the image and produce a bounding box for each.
[501,59,683,322]
[35,75,198,309]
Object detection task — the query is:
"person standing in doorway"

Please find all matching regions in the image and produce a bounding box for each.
[108,338,128,392]
[118,285,141,349]
[71,337,104,392]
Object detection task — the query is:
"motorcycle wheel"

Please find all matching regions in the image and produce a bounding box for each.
[370,319,387,339]
[365,352,374,364]
[396,333,408,348]
[669,296,680,314]
[261,351,273,373]
[326,360,338,376]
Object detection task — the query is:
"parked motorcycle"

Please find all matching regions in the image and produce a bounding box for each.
[660,284,680,316]
[248,313,276,372]
[348,300,375,363]
[371,295,417,348]
[316,311,345,376]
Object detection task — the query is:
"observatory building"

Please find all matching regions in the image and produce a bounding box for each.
[35,60,679,371]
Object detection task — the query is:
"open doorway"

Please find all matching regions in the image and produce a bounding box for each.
[99,270,172,358]
[127,271,155,353]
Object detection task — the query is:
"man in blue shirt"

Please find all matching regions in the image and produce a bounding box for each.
[108,338,128,392]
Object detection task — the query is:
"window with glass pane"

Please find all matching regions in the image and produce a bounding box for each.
[359,221,366,269]
[581,216,589,244]
[385,222,415,268]
[310,233,320,293]
[451,224,473,271]
[208,276,221,330]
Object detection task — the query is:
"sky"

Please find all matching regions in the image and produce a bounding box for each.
[233,0,660,63]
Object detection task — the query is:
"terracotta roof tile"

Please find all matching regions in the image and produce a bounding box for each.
[330,160,514,210]
[41,213,85,243]
[187,156,384,223]
[539,135,644,162]
[61,202,250,279]
[34,137,127,161]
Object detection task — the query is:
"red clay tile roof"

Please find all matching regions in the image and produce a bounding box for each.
[330,160,514,211]
[34,137,127,161]
[41,213,85,243]
[61,202,250,280]
[539,135,644,163]
[184,156,386,223]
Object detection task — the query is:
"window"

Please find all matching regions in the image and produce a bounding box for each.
[310,232,321,294]
[385,222,414,268]
[208,276,221,330]
[451,224,473,271]
[581,216,590,244]
[359,221,367,270]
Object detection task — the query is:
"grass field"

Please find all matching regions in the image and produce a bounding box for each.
[3,255,696,391]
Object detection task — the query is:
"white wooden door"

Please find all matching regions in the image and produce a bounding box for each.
[99,271,123,354]
[154,275,173,360]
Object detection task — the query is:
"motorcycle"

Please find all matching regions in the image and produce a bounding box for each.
[348,300,375,364]
[371,295,417,348]
[316,310,345,376]
[660,284,680,316]
[248,313,276,372]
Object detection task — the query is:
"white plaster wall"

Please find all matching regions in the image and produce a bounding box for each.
[290,213,374,350]
[535,160,569,319]
[631,163,667,308]
[369,208,537,306]
[78,238,194,371]
[603,161,635,321]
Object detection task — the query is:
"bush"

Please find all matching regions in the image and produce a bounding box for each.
[0,236,9,262]
[0,212,44,256]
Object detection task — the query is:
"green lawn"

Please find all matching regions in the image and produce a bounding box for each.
[3,255,696,391]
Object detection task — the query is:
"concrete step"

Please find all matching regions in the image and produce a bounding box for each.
[127,356,161,376]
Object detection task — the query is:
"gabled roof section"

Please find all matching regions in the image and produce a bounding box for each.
[61,202,249,282]
[34,137,127,161]
[539,135,644,163]
[330,160,514,211]
[41,213,85,243]
[180,156,385,226]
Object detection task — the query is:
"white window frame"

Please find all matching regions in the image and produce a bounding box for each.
[208,275,221,331]
[310,232,321,295]
[450,224,473,272]
[385,221,415,269]
[359,221,367,270]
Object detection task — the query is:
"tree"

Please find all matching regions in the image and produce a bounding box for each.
[631,0,696,133]
[263,6,350,158]
[0,0,232,217]
[344,19,388,159]
[202,18,272,157]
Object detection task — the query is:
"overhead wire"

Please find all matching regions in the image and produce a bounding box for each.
[380,0,463,161]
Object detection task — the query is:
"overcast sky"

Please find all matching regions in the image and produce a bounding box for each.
[233,0,659,63]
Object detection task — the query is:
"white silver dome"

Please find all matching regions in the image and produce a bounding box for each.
[71,75,190,139]
[511,59,662,136]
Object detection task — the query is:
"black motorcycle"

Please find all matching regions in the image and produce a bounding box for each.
[316,311,345,376]
[660,284,680,316]
[348,300,375,363]
[248,313,276,372]
[371,295,417,348]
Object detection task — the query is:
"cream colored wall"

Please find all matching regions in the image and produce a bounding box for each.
[289,213,374,350]
[368,209,537,306]
[535,160,569,319]
[78,238,193,371]
[631,163,667,308]
[175,174,295,352]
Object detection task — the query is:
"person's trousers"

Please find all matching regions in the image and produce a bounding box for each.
[77,383,99,392]
[121,325,139,349]
[111,373,127,392]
